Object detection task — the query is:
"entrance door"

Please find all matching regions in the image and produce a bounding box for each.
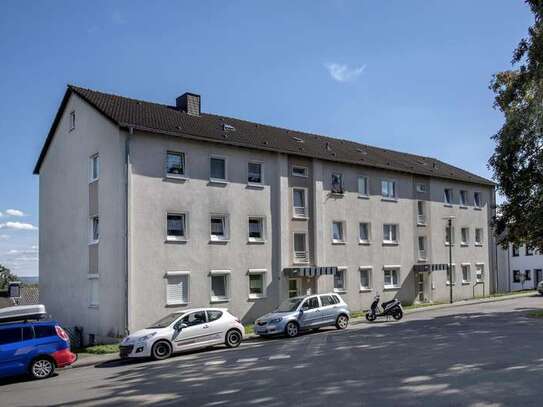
[416,272,426,302]
[535,269,542,287]
[288,278,301,298]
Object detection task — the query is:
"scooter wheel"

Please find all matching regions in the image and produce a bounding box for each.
[392,310,403,320]
[365,313,376,322]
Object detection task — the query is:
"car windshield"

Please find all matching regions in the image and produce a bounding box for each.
[147,313,182,329]
[275,298,303,312]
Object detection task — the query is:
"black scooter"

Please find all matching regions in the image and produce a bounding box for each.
[365,294,403,322]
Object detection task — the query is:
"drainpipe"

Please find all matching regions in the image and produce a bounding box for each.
[124,126,133,335]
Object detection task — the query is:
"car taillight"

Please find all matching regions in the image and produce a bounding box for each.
[55,325,69,342]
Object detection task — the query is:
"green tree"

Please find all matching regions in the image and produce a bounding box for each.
[0,264,17,290]
[489,0,543,249]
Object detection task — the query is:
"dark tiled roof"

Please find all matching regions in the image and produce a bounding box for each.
[34,85,494,186]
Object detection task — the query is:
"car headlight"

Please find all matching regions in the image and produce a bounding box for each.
[137,333,157,343]
[270,318,282,324]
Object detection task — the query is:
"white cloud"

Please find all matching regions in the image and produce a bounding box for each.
[0,222,38,231]
[5,209,25,217]
[324,63,366,82]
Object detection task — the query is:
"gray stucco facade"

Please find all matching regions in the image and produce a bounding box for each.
[37,90,496,343]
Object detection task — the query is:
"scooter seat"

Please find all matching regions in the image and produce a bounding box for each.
[382,299,397,308]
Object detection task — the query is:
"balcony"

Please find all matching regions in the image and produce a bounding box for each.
[294,251,309,264]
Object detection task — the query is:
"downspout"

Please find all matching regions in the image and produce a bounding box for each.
[124,126,133,335]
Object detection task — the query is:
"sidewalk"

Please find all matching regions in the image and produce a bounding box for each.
[68,290,538,369]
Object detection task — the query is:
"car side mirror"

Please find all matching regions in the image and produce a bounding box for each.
[175,323,188,332]
[299,309,304,315]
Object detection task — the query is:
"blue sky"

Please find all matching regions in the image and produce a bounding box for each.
[0,1,533,276]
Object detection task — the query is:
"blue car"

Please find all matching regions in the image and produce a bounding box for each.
[0,305,76,380]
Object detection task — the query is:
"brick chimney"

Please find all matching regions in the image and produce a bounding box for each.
[176,92,201,116]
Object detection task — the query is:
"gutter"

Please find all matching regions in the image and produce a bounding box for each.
[124,127,133,335]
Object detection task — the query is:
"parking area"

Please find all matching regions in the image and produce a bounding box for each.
[2,295,543,406]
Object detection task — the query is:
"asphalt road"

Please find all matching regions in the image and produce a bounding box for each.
[2,296,543,407]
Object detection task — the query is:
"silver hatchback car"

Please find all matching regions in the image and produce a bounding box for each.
[254,293,351,338]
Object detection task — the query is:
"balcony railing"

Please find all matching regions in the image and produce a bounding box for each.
[417,214,426,225]
[294,206,307,218]
[294,251,309,263]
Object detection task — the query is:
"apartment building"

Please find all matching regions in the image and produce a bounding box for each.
[497,242,543,292]
[35,85,496,342]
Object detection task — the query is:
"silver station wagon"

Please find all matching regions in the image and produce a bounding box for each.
[254,293,351,338]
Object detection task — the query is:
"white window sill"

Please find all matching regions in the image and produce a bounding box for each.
[333,288,347,294]
[330,191,345,196]
[460,243,468,247]
[89,240,99,246]
[165,174,187,181]
[359,288,372,293]
[358,195,370,200]
[88,304,99,309]
[445,243,455,247]
[247,239,266,244]
[293,261,310,265]
[358,241,371,246]
[474,207,482,211]
[247,183,264,189]
[476,279,484,283]
[166,237,187,243]
[248,295,267,301]
[209,178,228,185]
[166,302,189,307]
[417,223,427,227]
[444,203,453,208]
[459,205,468,209]
[462,281,470,285]
[209,239,230,244]
[210,298,230,303]
[383,286,399,291]
[381,197,398,202]
[418,258,428,262]
[89,177,99,184]
[382,241,399,246]
[475,243,483,247]
[292,215,308,220]
[332,241,346,245]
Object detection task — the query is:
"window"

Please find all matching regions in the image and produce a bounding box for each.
[167,213,186,241]
[293,233,308,263]
[460,190,468,206]
[359,267,372,290]
[181,311,207,327]
[33,325,56,338]
[89,154,99,182]
[359,223,370,244]
[248,162,263,184]
[89,275,99,307]
[210,272,230,302]
[525,270,532,281]
[166,151,185,178]
[416,183,427,193]
[445,226,455,245]
[383,224,398,244]
[302,297,319,310]
[332,221,345,243]
[447,265,456,285]
[444,188,453,205]
[513,270,521,283]
[475,228,483,245]
[474,192,482,208]
[292,188,307,218]
[512,245,520,257]
[381,180,396,199]
[334,268,346,292]
[461,227,469,245]
[210,215,229,241]
[526,245,534,256]
[207,310,223,322]
[69,110,75,131]
[462,264,471,283]
[248,217,265,242]
[418,236,426,259]
[475,264,484,282]
[383,268,399,289]
[89,216,99,244]
[358,176,369,197]
[320,295,337,306]
[210,156,226,181]
[166,273,189,305]
[417,201,426,224]
[292,166,308,177]
[331,173,344,194]
[248,270,266,299]
[0,328,22,345]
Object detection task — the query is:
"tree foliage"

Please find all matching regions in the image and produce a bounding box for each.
[489,0,543,249]
[0,264,17,290]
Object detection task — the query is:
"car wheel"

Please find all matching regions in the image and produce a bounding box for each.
[285,321,299,338]
[225,329,242,348]
[392,309,403,320]
[151,340,172,360]
[30,357,55,380]
[336,314,349,330]
[365,313,376,322]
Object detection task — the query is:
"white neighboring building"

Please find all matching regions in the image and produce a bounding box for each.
[497,243,543,292]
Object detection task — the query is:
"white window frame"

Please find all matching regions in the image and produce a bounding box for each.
[447,264,456,286]
[210,270,231,302]
[334,266,347,293]
[166,212,187,242]
[248,216,266,243]
[381,179,397,200]
[248,269,267,299]
[293,232,309,264]
[165,271,190,305]
[383,224,399,245]
[89,154,99,183]
[417,201,426,225]
[165,150,187,180]
[445,226,455,246]
[331,173,344,194]
[459,190,468,207]
[473,192,482,209]
[444,188,453,205]
[475,228,483,246]
[247,160,264,186]
[69,110,75,131]
[88,274,99,308]
[383,266,400,289]
[461,263,471,284]
[418,236,427,260]
[210,214,230,242]
[475,263,484,282]
[89,216,99,245]
[359,266,372,291]
[209,155,227,183]
[332,221,346,244]
[292,187,308,219]
[460,227,469,246]
[291,166,308,178]
[358,176,369,198]
[359,222,371,244]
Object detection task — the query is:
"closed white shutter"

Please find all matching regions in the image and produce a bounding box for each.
[167,275,188,305]
[89,277,99,306]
